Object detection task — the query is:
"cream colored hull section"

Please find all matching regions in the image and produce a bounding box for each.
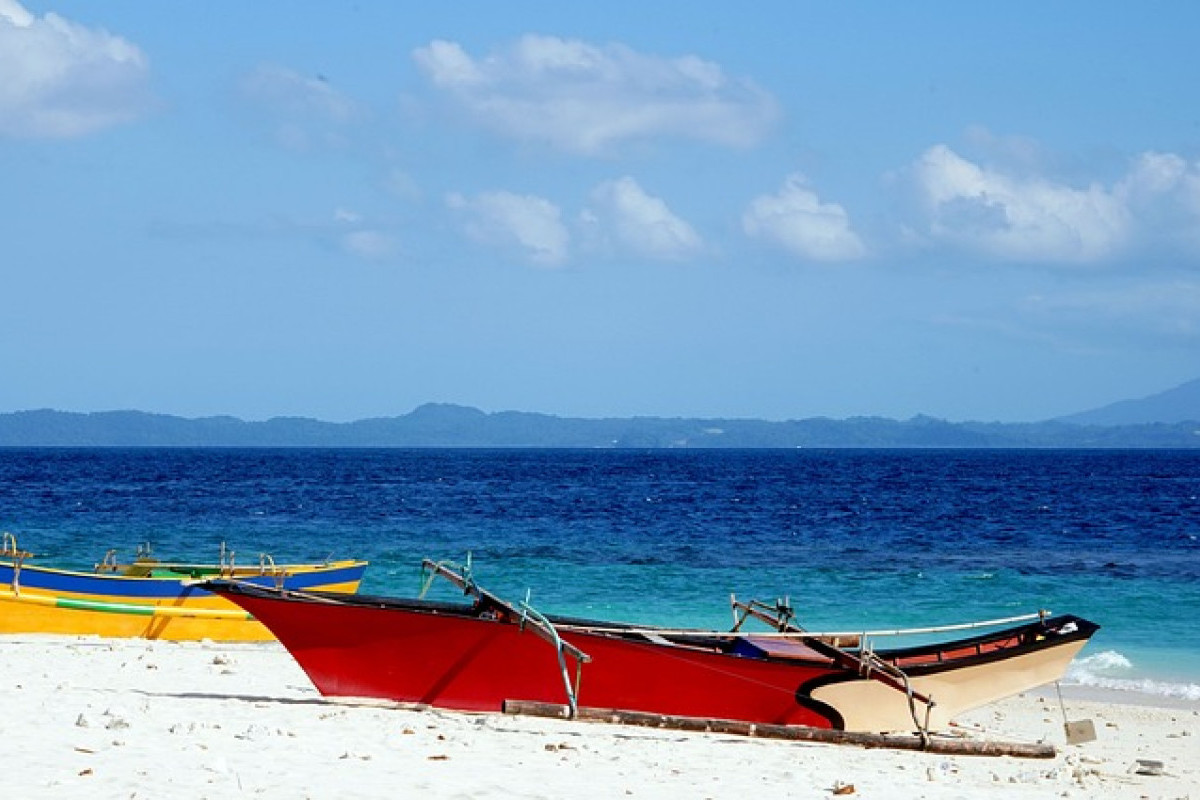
[810,638,1090,733]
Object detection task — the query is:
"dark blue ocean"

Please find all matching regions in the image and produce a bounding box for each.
[2,448,1197,701]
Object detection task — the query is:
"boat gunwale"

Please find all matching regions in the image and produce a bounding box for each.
[205,580,1098,676]
[0,560,369,602]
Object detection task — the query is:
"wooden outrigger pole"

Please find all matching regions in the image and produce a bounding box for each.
[502,700,1057,759]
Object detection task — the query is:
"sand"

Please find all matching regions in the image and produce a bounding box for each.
[3,635,1196,799]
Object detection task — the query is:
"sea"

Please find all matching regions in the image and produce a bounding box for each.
[1,447,1197,704]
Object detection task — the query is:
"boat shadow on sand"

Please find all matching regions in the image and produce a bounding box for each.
[135,688,426,711]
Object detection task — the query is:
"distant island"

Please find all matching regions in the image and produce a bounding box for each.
[1,378,1198,448]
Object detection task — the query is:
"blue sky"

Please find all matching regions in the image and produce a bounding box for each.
[2,2,1198,423]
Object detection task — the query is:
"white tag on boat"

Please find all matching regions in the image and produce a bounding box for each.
[1064,719,1096,744]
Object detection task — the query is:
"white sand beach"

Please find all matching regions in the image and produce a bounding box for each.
[3,635,1196,799]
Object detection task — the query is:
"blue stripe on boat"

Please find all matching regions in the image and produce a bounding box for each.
[0,562,366,599]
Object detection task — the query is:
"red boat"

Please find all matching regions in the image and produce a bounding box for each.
[206,559,1098,734]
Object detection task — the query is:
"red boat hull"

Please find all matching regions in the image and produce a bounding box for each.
[236,595,841,727]
[209,582,1098,732]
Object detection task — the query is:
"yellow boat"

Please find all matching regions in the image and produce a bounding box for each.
[0,534,367,641]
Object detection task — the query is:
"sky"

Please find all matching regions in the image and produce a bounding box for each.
[2,1,1198,424]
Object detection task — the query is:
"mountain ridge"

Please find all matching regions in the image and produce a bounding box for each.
[1,388,1198,448]
[1055,378,1200,426]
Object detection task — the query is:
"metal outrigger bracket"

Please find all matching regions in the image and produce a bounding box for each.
[417,555,591,716]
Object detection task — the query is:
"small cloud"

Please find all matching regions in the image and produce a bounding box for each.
[1021,281,1200,344]
[238,63,362,151]
[447,190,569,267]
[381,166,422,202]
[583,176,702,260]
[962,125,1048,174]
[341,229,397,261]
[0,0,153,138]
[150,207,398,263]
[412,34,778,155]
[742,174,866,262]
[332,208,397,261]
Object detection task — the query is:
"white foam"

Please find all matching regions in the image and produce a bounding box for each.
[1066,649,1200,702]
[1069,650,1132,673]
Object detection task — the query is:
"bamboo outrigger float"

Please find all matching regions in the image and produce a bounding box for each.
[204,557,1097,751]
[0,533,367,641]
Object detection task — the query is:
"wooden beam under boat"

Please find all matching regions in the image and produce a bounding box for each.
[502,699,1057,759]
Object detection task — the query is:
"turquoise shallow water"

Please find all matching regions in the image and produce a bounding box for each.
[1,447,1197,701]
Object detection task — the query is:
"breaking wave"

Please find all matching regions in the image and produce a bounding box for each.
[1066,650,1200,702]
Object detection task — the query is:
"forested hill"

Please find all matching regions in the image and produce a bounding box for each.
[1,404,1197,448]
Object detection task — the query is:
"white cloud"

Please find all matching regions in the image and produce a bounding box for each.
[381,166,421,202]
[584,177,702,260]
[331,208,397,261]
[341,229,397,261]
[0,0,152,138]
[1022,281,1200,343]
[1118,151,1189,199]
[1115,151,1200,251]
[412,35,778,155]
[414,39,485,89]
[240,64,358,123]
[238,64,362,151]
[909,145,1131,263]
[962,125,1048,173]
[742,174,866,262]
[905,144,1200,265]
[447,190,569,267]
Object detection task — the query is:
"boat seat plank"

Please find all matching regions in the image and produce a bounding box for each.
[732,636,832,662]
